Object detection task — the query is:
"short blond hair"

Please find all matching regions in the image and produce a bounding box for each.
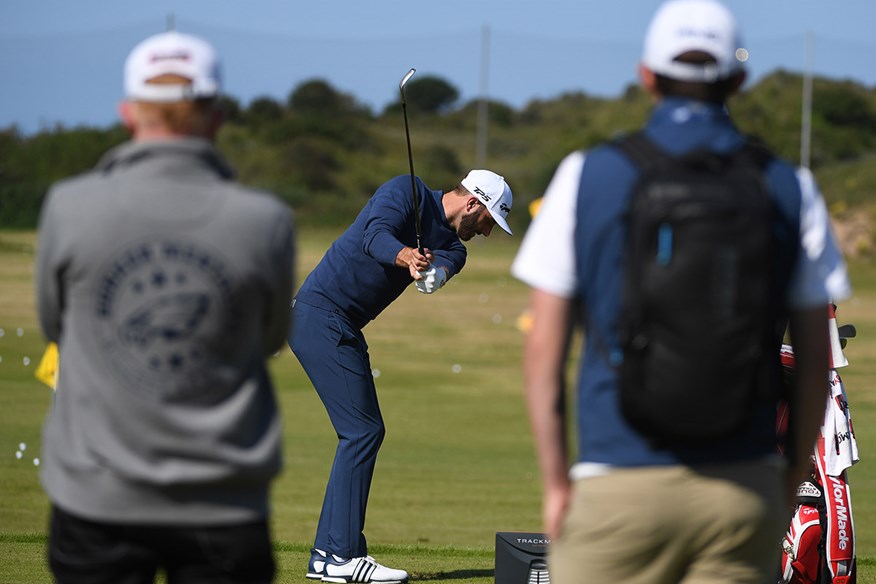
[129,74,217,135]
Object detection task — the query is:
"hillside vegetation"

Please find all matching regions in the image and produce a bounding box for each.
[2,70,875,242]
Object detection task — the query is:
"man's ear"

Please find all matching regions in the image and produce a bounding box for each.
[466,196,480,212]
[118,101,136,132]
[639,64,659,97]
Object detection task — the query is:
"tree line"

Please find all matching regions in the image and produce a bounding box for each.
[2,70,875,231]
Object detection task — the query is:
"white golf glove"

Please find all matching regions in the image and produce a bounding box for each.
[415,264,447,294]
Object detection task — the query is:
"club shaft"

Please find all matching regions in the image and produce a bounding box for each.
[400,69,424,255]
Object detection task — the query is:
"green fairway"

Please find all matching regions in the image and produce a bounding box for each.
[1,228,874,583]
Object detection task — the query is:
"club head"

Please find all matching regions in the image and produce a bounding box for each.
[399,68,416,93]
[838,324,857,339]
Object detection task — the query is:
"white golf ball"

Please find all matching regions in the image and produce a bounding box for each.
[372,368,381,379]
[16,328,24,337]
[22,357,31,367]
[492,314,503,324]
[19,443,26,451]
[15,451,22,459]
[452,364,462,374]
[33,458,40,466]
[0,328,4,337]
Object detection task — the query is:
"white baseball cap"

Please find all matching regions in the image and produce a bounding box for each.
[461,169,513,235]
[124,31,221,102]
[642,0,746,83]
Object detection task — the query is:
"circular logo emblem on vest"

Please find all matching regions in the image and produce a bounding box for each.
[92,240,240,403]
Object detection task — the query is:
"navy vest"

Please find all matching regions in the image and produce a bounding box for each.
[571,99,801,466]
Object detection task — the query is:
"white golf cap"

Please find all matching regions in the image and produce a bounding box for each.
[124,31,221,102]
[642,0,746,83]
[461,169,513,235]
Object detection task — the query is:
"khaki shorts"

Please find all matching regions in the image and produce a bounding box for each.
[550,460,787,584]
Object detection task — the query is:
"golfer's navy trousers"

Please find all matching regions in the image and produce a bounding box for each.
[289,299,384,558]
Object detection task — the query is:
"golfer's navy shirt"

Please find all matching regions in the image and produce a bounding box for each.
[295,175,466,329]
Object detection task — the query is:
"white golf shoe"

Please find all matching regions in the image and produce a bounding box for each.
[307,548,328,580]
[322,554,409,584]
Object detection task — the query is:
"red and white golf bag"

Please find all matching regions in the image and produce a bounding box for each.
[777,306,859,584]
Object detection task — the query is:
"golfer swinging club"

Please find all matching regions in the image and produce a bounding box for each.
[289,167,512,583]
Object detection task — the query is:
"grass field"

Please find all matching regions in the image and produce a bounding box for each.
[1,227,874,583]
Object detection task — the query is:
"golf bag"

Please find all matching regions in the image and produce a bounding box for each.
[777,306,859,584]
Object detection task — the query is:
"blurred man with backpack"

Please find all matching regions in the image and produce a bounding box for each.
[512,1,850,582]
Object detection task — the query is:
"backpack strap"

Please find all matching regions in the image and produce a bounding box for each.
[580,131,669,369]
[736,136,775,172]
[612,131,671,173]
[615,130,775,173]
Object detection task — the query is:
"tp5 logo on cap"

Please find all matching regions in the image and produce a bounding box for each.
[472,187,491,202]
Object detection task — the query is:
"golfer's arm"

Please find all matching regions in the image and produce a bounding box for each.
[524,288,574,493]
[786,304,831,471]
[432,243,466,279]
[363,194,412,267]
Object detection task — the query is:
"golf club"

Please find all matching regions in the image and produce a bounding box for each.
[399,67,424,255]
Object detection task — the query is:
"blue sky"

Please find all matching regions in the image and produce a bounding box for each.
[2,1,875,135]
